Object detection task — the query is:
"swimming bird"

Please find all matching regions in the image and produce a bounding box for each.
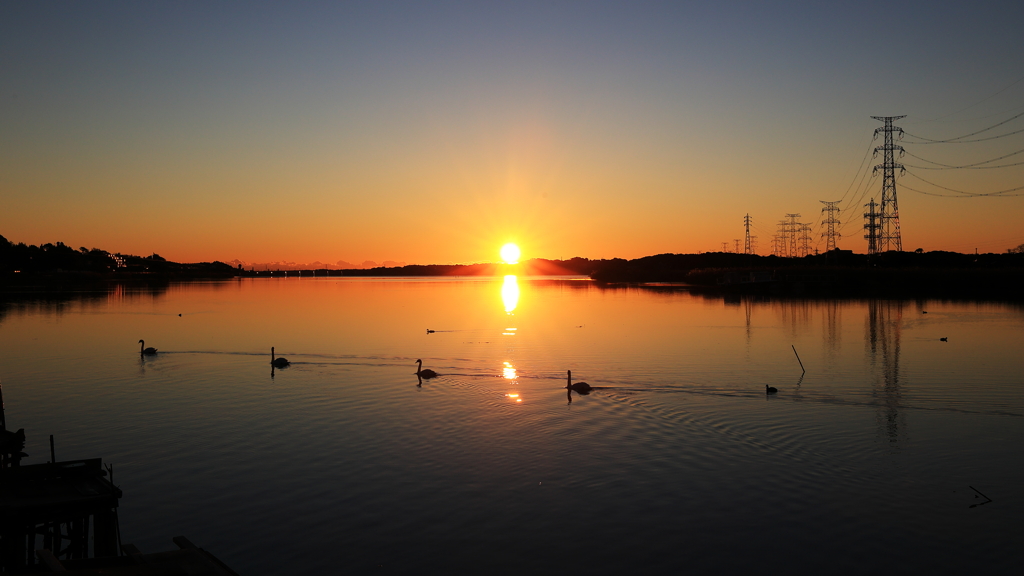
[940,337,948,342]
[566,370,592,393]
[766,384,778,394]
[271,347,290,367]
[415,359,438,379]
[426,329,435,334]
[139,340,157,355]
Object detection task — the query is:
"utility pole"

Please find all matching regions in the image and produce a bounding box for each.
[820,200,842,251]
[871,116,906,252]
[743,214,756,255]
[864,198,881,255]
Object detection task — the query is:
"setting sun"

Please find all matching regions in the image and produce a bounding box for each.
[500,243,521,264]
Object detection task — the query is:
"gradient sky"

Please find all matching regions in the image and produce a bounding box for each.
[3,1,1023,265]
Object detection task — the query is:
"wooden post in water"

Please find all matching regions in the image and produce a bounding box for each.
[792,345,806,374]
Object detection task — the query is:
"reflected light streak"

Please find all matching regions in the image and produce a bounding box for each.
[502,275,519,314]
[503,361,517,380]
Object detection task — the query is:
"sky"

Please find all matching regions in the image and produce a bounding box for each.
[2,1,1024,265]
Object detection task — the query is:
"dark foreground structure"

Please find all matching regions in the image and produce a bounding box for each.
[0,388,238,575]
[33,536,239,575]
[0,458,122,570]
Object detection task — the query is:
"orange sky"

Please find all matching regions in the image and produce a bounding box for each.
[3,3,1023,265]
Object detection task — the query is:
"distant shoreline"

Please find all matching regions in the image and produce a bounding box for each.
[4,238,1023,300]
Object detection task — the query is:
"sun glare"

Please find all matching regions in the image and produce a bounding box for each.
[500,243,521,264]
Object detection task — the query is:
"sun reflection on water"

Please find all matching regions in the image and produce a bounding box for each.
[502,275,519,314]
[502,361,517,380]
[503,361,521,402]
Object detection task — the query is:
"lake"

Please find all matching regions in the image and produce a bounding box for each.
[1,276,1022,574]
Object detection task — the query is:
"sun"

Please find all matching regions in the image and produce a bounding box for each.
[500,243,521,264]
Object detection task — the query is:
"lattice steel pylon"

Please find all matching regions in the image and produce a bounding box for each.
[820,200,842,251]
[864,198,881,255]
[799,223,813,257]
[743,214,754,254]
[776,220,790,257]
[871,116,906,252]
[786,213,801,257]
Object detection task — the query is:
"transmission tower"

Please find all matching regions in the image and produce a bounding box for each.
[799,223,813,257]
[820,200,842,251]
[776,220,789,257]
[721,242,729,253]
[786,213,801,257]
[871,116,906,252]
[743,214,756,254]
[864,198,881,255]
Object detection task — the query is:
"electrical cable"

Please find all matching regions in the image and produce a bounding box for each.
[904,109,1024,143]
[905,73,1024,124]
[902,146,1024,169]
[905,160,1024,170]
[903,170,1024,197]
[836,135,876,205]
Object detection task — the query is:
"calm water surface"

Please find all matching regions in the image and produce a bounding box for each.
[1,277,1022,574]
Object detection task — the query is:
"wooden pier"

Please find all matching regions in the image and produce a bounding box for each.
[0,383,238,574]
[0,458,123,571]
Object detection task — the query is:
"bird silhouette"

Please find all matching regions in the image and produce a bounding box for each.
[566,370,592,394]
[415,359,438,379]
[139,340,157,355]
[766,384,778,394]
[940,337,948,342]
[271,347,290,367]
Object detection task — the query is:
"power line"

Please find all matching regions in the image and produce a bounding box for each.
[836,135,877,205]
[904,109,1024,143]
[906,73,1024,124]
[905,125,1024,144]
[902,170,1024,197]
[904,160,1024,170]
[902,146,1024,169]
[839,157,880,220]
